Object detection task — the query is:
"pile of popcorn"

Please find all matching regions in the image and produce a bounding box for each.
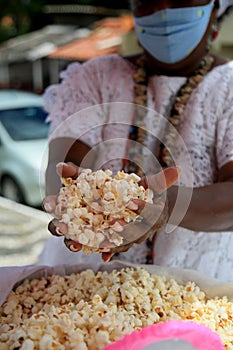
[0,267,233,350]
[55,169,153,251]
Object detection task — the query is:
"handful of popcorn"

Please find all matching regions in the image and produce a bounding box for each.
[55,169,153,252]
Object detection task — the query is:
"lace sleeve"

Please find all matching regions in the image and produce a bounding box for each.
[43,58,111,146]
[43,55,134,149]
[215,62,233,169]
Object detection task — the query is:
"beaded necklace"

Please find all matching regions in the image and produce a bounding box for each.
[123,54,214,264]
[123,54,214,177]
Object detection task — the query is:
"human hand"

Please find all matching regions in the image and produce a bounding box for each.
[43,163,180,262]
[97,166,180,261]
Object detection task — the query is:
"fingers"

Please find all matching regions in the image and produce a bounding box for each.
[56,162,81,179]
[108,205,161,246]
[64,238,82,252]
[120,220,150,244]
[44,161,83,217]
[101,242,133,264]
[141,166,181,194]
[101,252,114,262]
[48,218,68,236]
[43,195,57,214]
[48,219,83,252]
[129,199,164,227]
[44,162,82,212]
[163,166,181,189]
[109,218,127,228]
[43,195,68,219]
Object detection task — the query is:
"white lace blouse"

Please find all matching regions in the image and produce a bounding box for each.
[40,54,233,282]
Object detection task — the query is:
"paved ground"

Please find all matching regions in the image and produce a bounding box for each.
[0,196,50,266]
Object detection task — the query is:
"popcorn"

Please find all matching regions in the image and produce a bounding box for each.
[56,169,154,251]
[0,267,233,349]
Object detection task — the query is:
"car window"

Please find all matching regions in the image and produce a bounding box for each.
[0,107,49,141]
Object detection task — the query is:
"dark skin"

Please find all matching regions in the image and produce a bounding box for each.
[130,0,233,232]
[45,160,180,262]
[131,0,228,76]
[44,0,233,261]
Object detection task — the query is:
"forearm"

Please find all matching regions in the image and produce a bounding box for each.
[167,182,233,232]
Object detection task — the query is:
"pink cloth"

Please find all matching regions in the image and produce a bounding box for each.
[103,320,225,350]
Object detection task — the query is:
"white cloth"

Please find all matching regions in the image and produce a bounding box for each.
[40,54,233,282]
[218,0,233,16]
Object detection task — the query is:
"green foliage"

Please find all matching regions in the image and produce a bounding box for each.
[0,0,129,43]
[0,0,46,43]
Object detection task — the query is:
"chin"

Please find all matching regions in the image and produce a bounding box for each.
[144,50,204,77]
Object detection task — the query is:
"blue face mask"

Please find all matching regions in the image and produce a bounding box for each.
[134,2,214,64]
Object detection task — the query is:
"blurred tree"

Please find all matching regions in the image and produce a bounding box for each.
[0,0,48,43]
[0,0,130,43]
[45,0,129,8]
[75,0,129,8]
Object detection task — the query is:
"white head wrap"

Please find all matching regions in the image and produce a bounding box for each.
[218,0,233,17]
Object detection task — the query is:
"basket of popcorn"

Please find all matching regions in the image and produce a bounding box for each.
[1,169,233,349]
[1,261,233,350]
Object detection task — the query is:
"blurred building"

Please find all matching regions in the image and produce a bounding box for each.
[0,24,90,92]
[48,15,136,61]
[0,6,137,93]
[0,5,232,94]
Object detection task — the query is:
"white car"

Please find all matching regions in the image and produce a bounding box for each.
[0,90,49,207]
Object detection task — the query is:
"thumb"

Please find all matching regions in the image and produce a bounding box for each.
[56,162,81,179]
[144,166,181,194]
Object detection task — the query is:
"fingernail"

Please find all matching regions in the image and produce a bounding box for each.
[126,201,138,210]
[110,221,124,232]
[55,227,64,236]
[69,244,81,252]
[102,253,114,262]
[56,162,65,176]
[55,222,68,235]
[43,202,53,212]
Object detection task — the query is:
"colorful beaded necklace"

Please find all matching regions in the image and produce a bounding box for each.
[123,54,214,177]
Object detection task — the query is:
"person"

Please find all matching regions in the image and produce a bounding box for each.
[40,0,233,282]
